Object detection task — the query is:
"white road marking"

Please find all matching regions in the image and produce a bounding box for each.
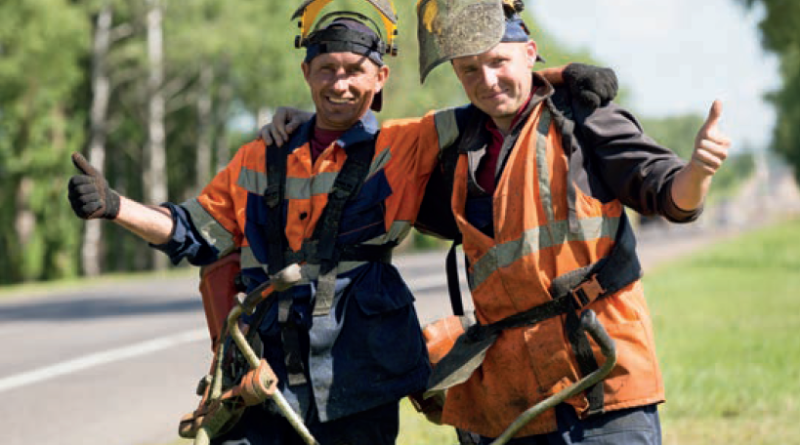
[0,328,207,394]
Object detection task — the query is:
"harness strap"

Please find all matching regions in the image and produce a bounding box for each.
[265,143,288,275]
[310,140,375,316]
[428,215,642,403]
[445,237,465,316]
[284,241,394,265]
[263,143,310,386]
[278,295,308,386]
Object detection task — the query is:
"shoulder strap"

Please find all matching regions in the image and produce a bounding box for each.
[264,142,289,275]
[311,139,376,269]
[438,107,486,317]
[311,139,376,316]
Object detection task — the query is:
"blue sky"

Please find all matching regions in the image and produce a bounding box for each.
[530,0,781,151]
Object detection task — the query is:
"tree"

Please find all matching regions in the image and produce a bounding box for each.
[0,0,88,283]
[736,0,800,183]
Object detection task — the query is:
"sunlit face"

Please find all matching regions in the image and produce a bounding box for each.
[451,41,537,131]
[302,52,389,131]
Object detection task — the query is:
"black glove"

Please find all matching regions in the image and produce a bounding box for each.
[563,63,619,108]
[67,152,120,220]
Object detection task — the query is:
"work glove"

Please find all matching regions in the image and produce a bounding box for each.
[67,152,121,220]
[563,63,619,108]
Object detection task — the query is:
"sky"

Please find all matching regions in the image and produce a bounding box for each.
[530,0,781,151]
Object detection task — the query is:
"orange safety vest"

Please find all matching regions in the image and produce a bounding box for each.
[177,112,443,421]
[438,102,665,438]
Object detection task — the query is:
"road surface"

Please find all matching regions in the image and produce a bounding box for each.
[0,227,717,445]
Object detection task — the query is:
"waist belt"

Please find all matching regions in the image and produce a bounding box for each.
[284,242,394,266]
[428,215,641,415]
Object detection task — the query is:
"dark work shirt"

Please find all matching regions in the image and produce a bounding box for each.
[310,127,346,164]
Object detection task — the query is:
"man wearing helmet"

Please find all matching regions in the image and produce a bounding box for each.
[410,0,731,444]
[265,0,731,444]
[68,10,438,445]
[66,1,617,444]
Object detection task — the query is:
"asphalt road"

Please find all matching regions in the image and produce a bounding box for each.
[0,229,714,445]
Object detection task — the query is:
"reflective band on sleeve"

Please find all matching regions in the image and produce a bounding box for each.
[434,108,460,152]
[367,146,392,179]
[182,198,236,257]
[470,216,621,290]
[240,245,262,270]
[237,167,268,195]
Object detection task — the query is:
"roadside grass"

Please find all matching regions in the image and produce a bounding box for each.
[0,266,195,300]
[156,217,800,444]
[648,217,800,444]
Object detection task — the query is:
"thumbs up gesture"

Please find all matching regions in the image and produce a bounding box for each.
[691,100,732,176]
[67,152,121,220]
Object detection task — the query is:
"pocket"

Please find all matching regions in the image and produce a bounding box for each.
[524,318,579,392]
[351,267,424,375]
[596,320,659,400]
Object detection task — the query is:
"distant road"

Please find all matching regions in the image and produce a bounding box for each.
[0,228,720,445]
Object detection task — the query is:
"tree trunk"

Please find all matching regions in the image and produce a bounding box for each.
[215,63,233,171]
[82,5,113,277]
[145,0,168,271]
[14,177,35,276]
[195,64,214,195]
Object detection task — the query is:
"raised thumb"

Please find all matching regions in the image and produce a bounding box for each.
[71,152,100,177]
[704,100,723,130]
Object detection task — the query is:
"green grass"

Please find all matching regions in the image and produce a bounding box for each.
[647,218,800,444]
[159,218,800,444]
[0,266,195,300]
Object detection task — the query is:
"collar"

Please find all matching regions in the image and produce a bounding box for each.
[292,111,380,152]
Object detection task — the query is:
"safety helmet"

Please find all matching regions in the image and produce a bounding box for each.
[417,0,536,83]
[292,0,398,111]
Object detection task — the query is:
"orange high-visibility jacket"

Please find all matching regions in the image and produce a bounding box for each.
[429,79,697,437]
[158,112,443,421]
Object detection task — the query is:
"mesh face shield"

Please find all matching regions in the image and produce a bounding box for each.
[417,0,506,84]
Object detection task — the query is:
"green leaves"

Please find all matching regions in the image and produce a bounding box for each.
[738,0,800,184]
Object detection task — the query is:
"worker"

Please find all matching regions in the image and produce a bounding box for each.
[68,3,438,444]
[410,0,732,443]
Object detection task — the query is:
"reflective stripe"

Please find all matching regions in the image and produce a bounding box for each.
[363,220,411,245]
[240,260,368,285]
[470,216,621,290]
[300,261,366,283]
[240,245,261,270]
[367,146,392,179]
[535,109,554,225]
[183,198,236,257]
[285,172,338,200]
[434,108,460,152]
[237,167,268,195]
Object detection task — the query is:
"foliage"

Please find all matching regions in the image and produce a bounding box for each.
[736,0,800,183]
[640,113,755,200]
[0,0,89,283]
[0,0,597,284]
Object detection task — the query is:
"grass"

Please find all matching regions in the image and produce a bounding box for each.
[155,217,800,444]
[647,218,800,444]
[0,266,195,300]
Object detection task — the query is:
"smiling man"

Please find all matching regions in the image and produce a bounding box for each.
[66,8,444,445]
[411,0,733,444]
[65,1,620,444]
